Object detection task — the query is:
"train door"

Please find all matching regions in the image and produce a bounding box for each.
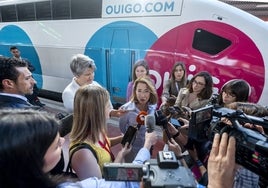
[85,21,158,105]
[107,29,133,104]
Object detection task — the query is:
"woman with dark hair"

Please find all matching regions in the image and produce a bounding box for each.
[175,71,213,110]
[218,79,250,107]
[0,109,64,188]
[161,62,187,107]
[126,59,155,102]
[173,71,213,186]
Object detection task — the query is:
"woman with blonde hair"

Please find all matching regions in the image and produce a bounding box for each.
[69,85,128,180]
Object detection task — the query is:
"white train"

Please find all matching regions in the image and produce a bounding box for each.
[0,0,267,106]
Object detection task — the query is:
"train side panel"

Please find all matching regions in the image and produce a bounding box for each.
[0,0,267,105]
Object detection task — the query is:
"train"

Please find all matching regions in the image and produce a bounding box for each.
[0,0,267,107]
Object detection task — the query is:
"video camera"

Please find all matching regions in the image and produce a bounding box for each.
[103,151,197,188]
[188,105,268,179]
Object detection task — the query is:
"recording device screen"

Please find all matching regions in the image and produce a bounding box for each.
[169,118,181,127]
[194,106,213,124]
[189,106,213,140]
[103,163,143,181]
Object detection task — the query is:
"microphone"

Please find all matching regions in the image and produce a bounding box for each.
[136,111,147,129]
[121,111,147,146]
[145,114,155,133]
[145,114,156,155]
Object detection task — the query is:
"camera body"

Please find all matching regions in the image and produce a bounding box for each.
[103,151,197,188]
[189,105,268,179]
[154,108,186,141]
[154,110,172,140]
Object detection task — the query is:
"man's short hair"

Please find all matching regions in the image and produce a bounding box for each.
[0,57,27,90]
[10,46,18,51]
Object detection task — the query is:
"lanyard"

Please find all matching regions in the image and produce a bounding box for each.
[98,137,115,161]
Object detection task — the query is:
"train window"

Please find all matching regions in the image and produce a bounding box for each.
[52,0,70,20]
[36,1,52,20]
[192,29,231,55]
[1,5,17,22]
[17,3,35,21]
[71,0,102,19]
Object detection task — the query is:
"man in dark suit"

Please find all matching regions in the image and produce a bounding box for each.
[10,46,45,107]
[0,56,39,109]
[0,56,65,174]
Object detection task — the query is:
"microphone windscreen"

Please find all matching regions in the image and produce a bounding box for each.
[145,114,155,133]
[136,111,147,125]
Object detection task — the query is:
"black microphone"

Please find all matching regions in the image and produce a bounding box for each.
[145,114,155,133]
[145,114,156,155]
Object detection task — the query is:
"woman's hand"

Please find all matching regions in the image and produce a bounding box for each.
[243,123,265,134]
[207,133,236,188]
[144,131,158,150]
[110,109,129,118]
[114,142,132,163]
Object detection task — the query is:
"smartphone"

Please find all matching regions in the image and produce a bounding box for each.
[169,118,181,128]
[121,126,137,146]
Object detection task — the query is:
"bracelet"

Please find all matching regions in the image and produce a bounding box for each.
[196,159,203,167]
[172,131,180,139]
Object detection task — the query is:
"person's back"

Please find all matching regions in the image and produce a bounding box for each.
[69,85,119,180]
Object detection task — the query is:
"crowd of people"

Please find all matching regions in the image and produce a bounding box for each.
[0,52,267,188]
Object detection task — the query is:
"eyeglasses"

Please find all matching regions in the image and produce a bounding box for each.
[193,80,205,86]
[223,91,236,98]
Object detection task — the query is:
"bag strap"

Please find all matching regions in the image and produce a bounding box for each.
[66,143,98,173]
